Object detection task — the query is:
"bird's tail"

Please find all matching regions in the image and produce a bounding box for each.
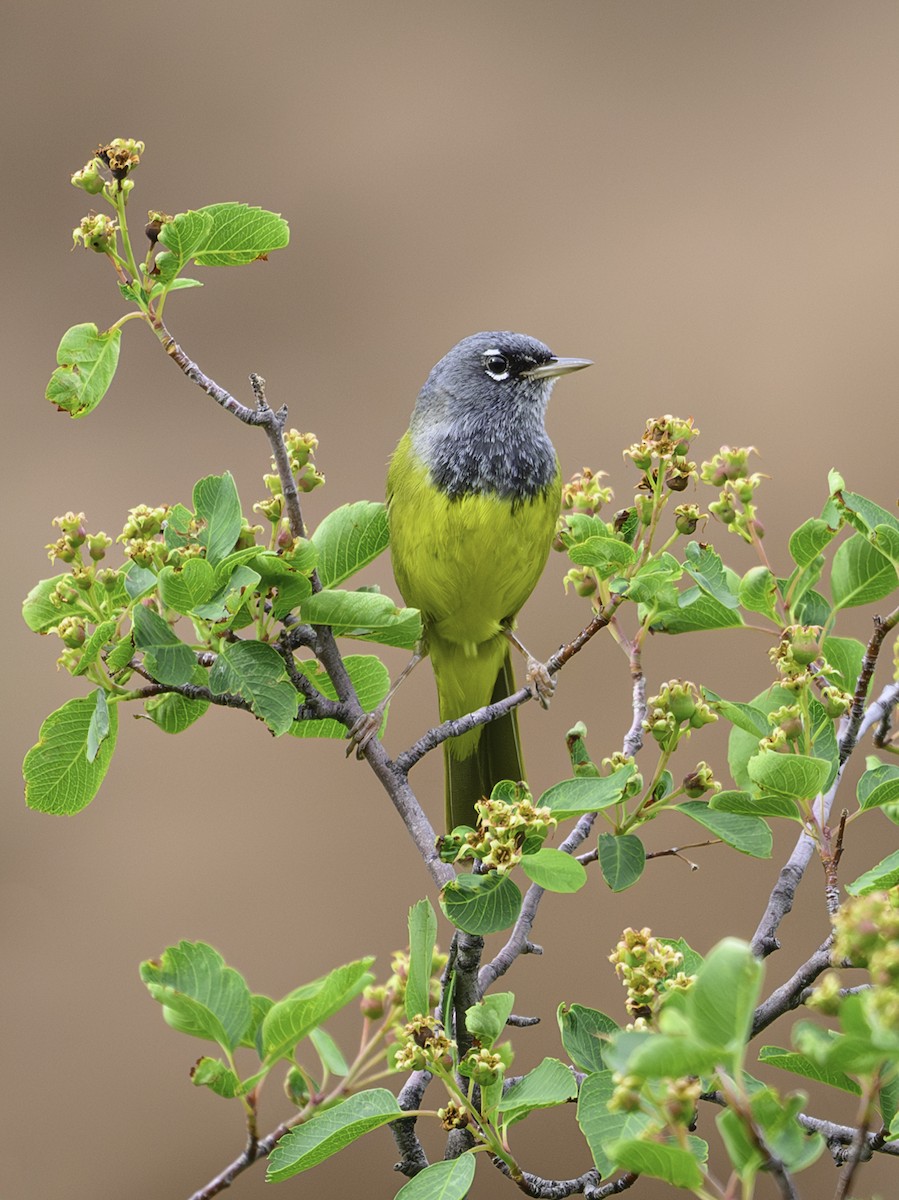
[439,649,525,834]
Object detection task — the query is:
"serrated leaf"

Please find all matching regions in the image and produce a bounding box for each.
[300,588,421,648]
[847,849,899,895]
[821,635,866,693]
[709,790,801,821]
[208,641,297,735]
[789,585,832,626]
[858,767,899,812]
[568,535,637,575]
[124,562,157,602]
[702,689,769,738]
[132,604,196,686]
[144,686,210,734]
[439,872,522,935]
[689,938,763,1054]
[610,1137,704,1189]
[831,533,897,610]
[190,1056,242,1098]
[598,832,646,890]
[156,209,215,270]
[757,1046,860,1095]
[538,767,635,819]
[140,940,253,1053]
[497,1057,578,1123]
[262,958,375,1064]
[46,323,122,417]
[648,586,744,634]
[683,542,740,609]
[676,801,772,858]
[833,488,899,536]
[577,1070,652,1177]
[739,565,779,621]
[746,752,831,801]
[393,1156,476,1200]
[85,689,110,762]
[789,518,838,568]
[520,847,587,893]
[465,992,515,1048]
[22,574,71,633]
[873,523,899,567]
[23,695,119,814]
[191,203,290,266]
[193,472,243,566]
[72,619,118,677]
[557,1003,619,1073]
[287,655,390,739]
[157,557,217,614]
[309,1026,350,1078]
[313,501,389,587]
[266,1089,402,1181]
[406,898,437,1022]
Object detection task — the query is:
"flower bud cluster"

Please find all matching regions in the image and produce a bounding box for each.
[701,446,765,543]
[609,927,694,1019]
[394,1015,455,1071]
[437,1102,470,1131]
[72,213,118,254]
[828,889,899,1027]
[624,416,699,493]
[560,468,613,517]
[441,784,556,872]
[642,681,717,751]
[118,504,172,570]
[459,1047,505,1086]
[600,753,644,798]
[97,138,144,179]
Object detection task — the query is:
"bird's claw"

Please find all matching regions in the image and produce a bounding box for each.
[526,658,556,709]
[346,709,383,759]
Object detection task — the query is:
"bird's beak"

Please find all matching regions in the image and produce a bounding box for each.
[521,356,592,380]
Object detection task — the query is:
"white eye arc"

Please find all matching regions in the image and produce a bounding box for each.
[483,350,511,381]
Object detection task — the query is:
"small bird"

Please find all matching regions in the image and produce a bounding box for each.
[385,331,591,832]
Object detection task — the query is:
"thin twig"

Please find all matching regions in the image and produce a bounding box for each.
[750,939,833,1037]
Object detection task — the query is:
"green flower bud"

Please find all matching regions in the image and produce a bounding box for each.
[87,532,113,561]
[54,616,87,648]
[674,504,701,535]
[71,159,105,194]
[72,213,118,254]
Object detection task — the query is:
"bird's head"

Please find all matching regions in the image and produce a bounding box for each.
[419,331,591,423]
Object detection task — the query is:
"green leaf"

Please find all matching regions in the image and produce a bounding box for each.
[192,564,262,622]
[821,635,866,693]
[624,554,682,605]
[465,992,515,1048]
[702,689,771,739]
[831,533,897,609]
[658,937,705,976]
[22,574,70,633]
[144,687,210,734]
[148,277,203,300]
[262,958,375,1064]
[190,1056,242,1097]
[46,323,122,417]
[789,585,832,627]
[132,604,197,686]
[520,847,587,893]
[191,203,290,266]
[287,655,390,739]
[846,849,899,895]
[738,565,779,622]
[300,588,422,648]
[140,940,253,1053]
[648,586,744,634]
[789,518,838,568]
[688,937,763,1053]
[309,1026,350,1078]
[85,689,110,763]
[577,1070,652,1178]
[497,1057,578,1123]
[193,472,243,566]
[833,488,899,537]
[124,562,157,602]
[709,790,801,821]
[266,1088,401,1181]
[568,534,637,575]
[440,872,522,935]
[873,523,899,567]
[598,832,646,890]
[312,502,389,587]
[538,767,635,819]
[757,1045,860,1095]
[612,1029,721,1080]
[72,619,118,677]
[208,641,297,735]
[393,1156,475,1200]
[156,209,215,274]
[609,1137,704,1189]
[157,557,217,614]
[23,695,119,814]
[557,1003,619,1073]
[406,898,437,1022]
[858,764,899,812]
[746,752,831,801]
[676,801,772,858]
[683,542,740,609]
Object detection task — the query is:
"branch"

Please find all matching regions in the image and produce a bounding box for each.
[751,682,899,958]
[388,1069,432,1179]
[750,939,833,1037]
[396,600,621,774]
[489,1157,601,1197]
[838,604,899,766]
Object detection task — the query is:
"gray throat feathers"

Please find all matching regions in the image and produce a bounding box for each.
[410,388,557,502]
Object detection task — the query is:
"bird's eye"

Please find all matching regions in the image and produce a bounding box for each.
[484,353,510,381]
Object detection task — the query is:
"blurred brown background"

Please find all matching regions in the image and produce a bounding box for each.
[4,2,899,1197]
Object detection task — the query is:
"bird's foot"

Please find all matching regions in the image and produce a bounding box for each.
[346,707,385,759]
[526,658,556,709]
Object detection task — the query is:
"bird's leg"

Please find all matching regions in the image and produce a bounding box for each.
[346,647,425,758]
[504,629,556,709]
